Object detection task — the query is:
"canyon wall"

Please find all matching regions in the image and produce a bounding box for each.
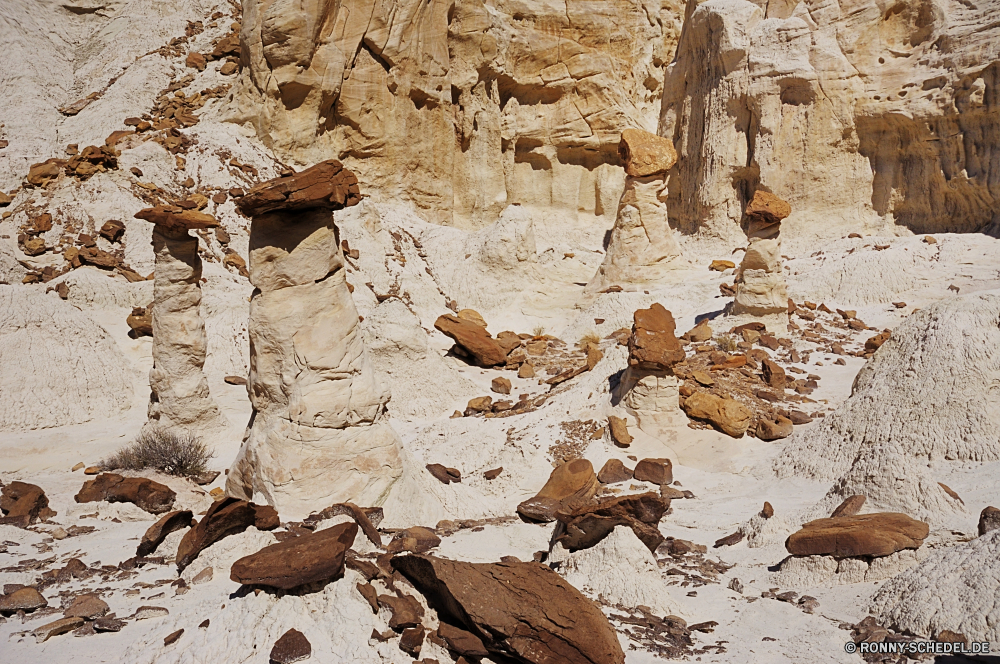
[232,0,684,228]
[659,0,1000,244]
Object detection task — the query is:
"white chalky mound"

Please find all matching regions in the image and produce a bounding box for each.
[870,530,1000,644]
[775,291,1000,481]
[0,285,134,431]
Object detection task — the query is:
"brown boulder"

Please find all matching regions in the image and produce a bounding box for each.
[627,303,685,371]
[235,160,360,216]
[0,587,47,614]
[137,510,193,557]
[831,495,866,518]
[491,377,511,394]
[185,51,207,70]
[378,593,424,630]
[33,616,84,643]
[176,497,279,571]
[756,416,793,441]
[607,415,632,447]
[785,513,928,558]
[596,459,632,484]
[516,459,600,523]
[99,220,126,243]
[127,306,153,337]
[27,159,65,187]
[77,247,119,268]
[438,622,489,658]
[979,506,1000,536]
[633,458,673,485]
[744,190,791,238]
[709,259,736,271]
[555,492,668,553]
[865,330,890,352]
[386,526,441,554]
[426,464,461,485]
[1,481,55,524]
[618,128,677,178]
[681,319,713,343]
[392,554,625,664]
[761,358,785,388]
[22,237,46,256]
[134,206,219,232]
[75,473,176,514]
[434,315,507,367]
[269,628,312,664]
[63,593,109,619]
[301,502,382,547]
[231,522,356,590]
[681,392,752,437]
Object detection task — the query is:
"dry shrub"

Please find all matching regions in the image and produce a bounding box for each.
[532,325,546,337]
[714,334,738,352]
[102,426,213,477]
[577,330,601,350]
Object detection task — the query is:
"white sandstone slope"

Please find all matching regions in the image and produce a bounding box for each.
[870,530,1000,644]
[775,291,1000,482]
[0,285,135,431]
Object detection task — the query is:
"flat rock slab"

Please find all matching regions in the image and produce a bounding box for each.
[236,159,360,216]
[434,314,507,367]
[75,473,176,514]
[176,497,278,571]
[134,206,219,232]
[34,616,84,642]
[231,522,357,590]
[633,458,672,485]
[135,606,169,620]
[270,628,312,663]
[392,554,625,664]
[63,593,109,619]
[555,492,668,552]
[628,304,685,371]
[137,510,193,557]
[0,587,47,614]
[786,513,929,558]
[597,459,633,484]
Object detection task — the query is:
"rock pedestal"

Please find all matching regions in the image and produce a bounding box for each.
[728,191,791,331]
[586,129,683,294]
[134,206,228,433]
[225,161,403,519]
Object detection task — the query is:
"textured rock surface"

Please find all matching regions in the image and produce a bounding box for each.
[516,459,600,523]
[627,303,685,371]
[660,0,1000,243]
[226,166,403,519]
[871,530,1000,644]
[731,238,788,319]
[136,210,227,434]
[434,314,507,367]
[0,286,133,432]
[137,510,193,557]
[74,473,176,515]
[233,0,683,227]
[554,491,668,553]
[231,522,357,590]
[785,513,928,558]
[176,497,279,571]
[393,554,625,664]
[681,391,751,437]
[0,481,55,525]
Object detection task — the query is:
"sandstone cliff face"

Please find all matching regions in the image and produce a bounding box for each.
[660,0,1000,244]
[233,0,684,228]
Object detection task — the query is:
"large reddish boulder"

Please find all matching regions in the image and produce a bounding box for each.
[0,482,55,526]
[554,492,668,552]
[785,513,928,558]
[176,497,279,571]
[434,314,507,367]
[235,160,360,216]
[627,304,685,371]
[231,522,357,590]
[74,473,175,514]
[681,392,752,437]
[516,459,600,523]
[393,554,625,664]
[137,510,193,557]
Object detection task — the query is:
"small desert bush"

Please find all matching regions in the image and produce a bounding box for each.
[532,325,546,337]
[102,426,214,477]
[577,330,601,350]
[714,334,738,352]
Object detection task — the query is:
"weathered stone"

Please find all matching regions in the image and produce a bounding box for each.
[393,555,625,664]
[185,51,207,70]
[618,128,678,178]
[627,304,685,371]
[63,593,109,619]
[756,416,793,441]
[761,358,785,388]
[490,376,511,394]
[786,513,929,558]
[596,459,632,484]
[302,502,382,547]
[269,628,312,663]
[235,160,360,216]
[710,260,735,271]
[607,416,632,447]
[126,306,153,337]
[99,220,126,243]
[732,238,788,318]
[744,191,791,239]
[33,616,84,642]
[761,502,774,519]
[1,481,54,524]
[176,497,279,571]
[484,467,503,480]
[27,159,64,187]
[77,247,118,268]
[434,315,507,367]
[681,392,752,437]
[378,593,424,630]
[137,510,193,557]
[517,459,600,523]
[831,495,866,518]
[555,492,668,552]
[134,206,219,233]
[426,464,460,485]
[164,628,184,645]
[386,526,441,554]
[399,626,425,655]
[0,587,47,614]
[865,331,890,352]
[979,506,1000,536]
[93,617,125,632]
[438,622,489,658]
[135,606,169,620]
[632,458,673,485]
[231,522,357,590]
[74,473,176,514]
[682,319,713,343]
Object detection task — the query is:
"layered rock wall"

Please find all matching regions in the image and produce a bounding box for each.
[233,0,684,228]
[659,0,1000,243]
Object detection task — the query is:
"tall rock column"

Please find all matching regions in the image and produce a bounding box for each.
[729,191,791,332]
[134,206,228,433]
[226,160,403,519]
[586,129,683,295]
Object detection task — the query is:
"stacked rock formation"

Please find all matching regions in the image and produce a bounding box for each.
[225,160,403,519]
[134,206,228,433]
[615,303,687,436]
[586,129,684,294]
[729,191,791,328]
